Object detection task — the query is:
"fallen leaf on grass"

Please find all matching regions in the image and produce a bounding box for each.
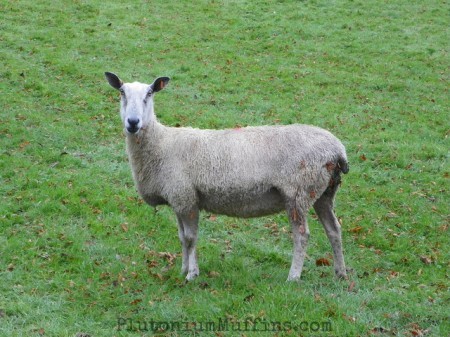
[158,252,178,265]
[19,141,30,150]
[439,224,448,232]
[387,271,399,281]
[31,328,45,336]
[150,273,163,280]
[420,256,433,265]
[409,323,429,336]
[264,223,279,235]
[386,211,397,218]
[208,271,220,278]
[349,226,363,233]
[370,327,390,334]
[130,298,142,305]
[348,281,356,292]
[243,293,255,302]
[342,313,356,322]
[316,257,331,266]
[199,282,209,289]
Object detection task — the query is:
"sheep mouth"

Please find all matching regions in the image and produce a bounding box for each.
[126,126,140,134]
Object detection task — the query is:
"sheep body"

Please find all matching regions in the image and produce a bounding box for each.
[106,72,349,282]
[128,122,346,217]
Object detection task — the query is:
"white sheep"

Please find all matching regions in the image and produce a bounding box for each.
[105,72,349,282]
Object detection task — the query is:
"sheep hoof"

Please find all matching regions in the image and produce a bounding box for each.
[186,271,199,281]
[335,270,348,280]
[286,275,301,282]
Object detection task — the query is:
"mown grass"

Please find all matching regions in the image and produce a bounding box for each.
[1,0,448,336]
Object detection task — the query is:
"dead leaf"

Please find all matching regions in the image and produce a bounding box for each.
[420,256,432,265]
[147,260,159,269]
[349,226,363,233]
[209,214,217,221]
[387,271,399,281]
[19,141,30,150]
[291,208,299,222]
[348,281,356,292]
[208,271,220,278]
[158,252,177,265]
[439,224,448,232]
[409,323,427,336]
[370,327,389,334]
[150,273,163,280]
[264,223,279,235]
[130,298,142,305]
[325,161,336,172]
[386,212,397,218]
[121,223,129,232]
[316,257,331,266]
[199,282,209,289]
[360,154,367,161]
[243,293,255,302]
[342,313,356,322]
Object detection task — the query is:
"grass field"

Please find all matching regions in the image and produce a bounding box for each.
[1,0,448,336]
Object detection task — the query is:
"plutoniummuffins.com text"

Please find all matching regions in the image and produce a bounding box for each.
[117,317,332,333]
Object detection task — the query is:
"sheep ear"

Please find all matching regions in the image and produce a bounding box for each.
[105,72,123,90]
[151,77,170,92]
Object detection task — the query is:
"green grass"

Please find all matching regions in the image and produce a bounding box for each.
[1,0,448,336]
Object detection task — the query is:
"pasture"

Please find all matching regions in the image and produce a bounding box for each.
[0,0,448,336]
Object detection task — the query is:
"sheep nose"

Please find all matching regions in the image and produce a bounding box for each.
[128,117,140,127]
[127,117,140,133]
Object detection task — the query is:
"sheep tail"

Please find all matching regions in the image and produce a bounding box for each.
[337,157,349,174]
[323,156,349,196]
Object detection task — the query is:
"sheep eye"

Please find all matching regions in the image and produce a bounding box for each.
[147,91,153,97]
[119,88,125,95]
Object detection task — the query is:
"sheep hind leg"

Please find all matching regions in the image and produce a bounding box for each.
[313,192,347,279]
[286,202,310,282]
[177,209,200,281]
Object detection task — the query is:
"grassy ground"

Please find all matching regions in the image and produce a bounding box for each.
[1,0,448,336]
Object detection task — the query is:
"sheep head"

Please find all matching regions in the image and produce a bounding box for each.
[105,72,170,134]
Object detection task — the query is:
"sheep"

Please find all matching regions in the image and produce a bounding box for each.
[105,72,350,282]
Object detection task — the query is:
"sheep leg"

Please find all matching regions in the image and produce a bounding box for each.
[286,202,310,282]
[177,209,200,281]
[313,193,347,279]
[176,216,189,275]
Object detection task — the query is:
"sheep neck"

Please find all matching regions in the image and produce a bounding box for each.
[125,120,164,168]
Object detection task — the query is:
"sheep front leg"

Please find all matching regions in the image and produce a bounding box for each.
[286,203,310,282]
[177,209,200,281]
[176,216,189,275]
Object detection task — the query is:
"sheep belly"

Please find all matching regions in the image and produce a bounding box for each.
[197,187,285,218]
